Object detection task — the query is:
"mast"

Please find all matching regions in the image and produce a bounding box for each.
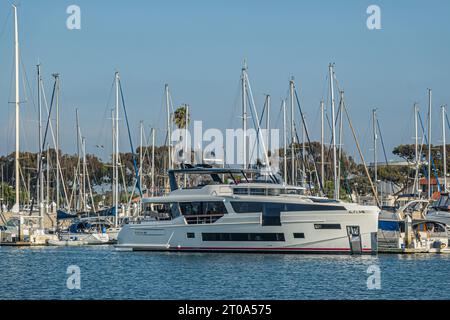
[165,84,172,170]
[12,5,20,213]
[414,103,419,195]
[242,61,248,169]
[428,88,432,199]
[82,137,87,211]
[184,104,189,186]
[290,78,295,185]
[336,91,344,200]
[37,64,44,228]
[320,100,325,190]
[151,127,155,197]
[111,109,115,218]
[442,105,447,192]
[329,63,338,200]
[139,121,143,194]
[53,73,60,209]
[114,72,120,226]
[46,144,50,214]
[76,108,81,210]
[302,113,306,188]
[372,108,378,198]
[283,99,287,184]
[185,104,189,165]
[265,95,271,160]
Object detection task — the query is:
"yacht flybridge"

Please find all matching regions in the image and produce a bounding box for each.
[116,167,379,254]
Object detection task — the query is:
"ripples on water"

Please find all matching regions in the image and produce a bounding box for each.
[1,246,450,300]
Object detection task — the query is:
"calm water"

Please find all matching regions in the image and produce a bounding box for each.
[1,245,450,300]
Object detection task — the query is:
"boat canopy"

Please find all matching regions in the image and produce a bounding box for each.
[57,206,116,220]
[168,166,278,191]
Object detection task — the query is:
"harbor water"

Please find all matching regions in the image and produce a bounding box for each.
[2,246,450,300]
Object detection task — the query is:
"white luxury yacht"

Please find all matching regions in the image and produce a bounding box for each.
[116,167,379,254]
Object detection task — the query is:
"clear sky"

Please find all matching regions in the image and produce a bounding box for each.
[0,0,449,163]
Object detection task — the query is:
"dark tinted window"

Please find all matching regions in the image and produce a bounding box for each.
[179,202,202,215]
[204,202,227,215]
[262,202,282,226]
[231,202,263,213]
[202,233,285,242]
[187,233,195,239]
[230,201,346,213]
[293,233,305,238]
[314,224,341,230]
[179,202,227,215]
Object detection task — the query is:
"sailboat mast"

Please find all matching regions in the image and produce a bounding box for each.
[302,114,306,188]
[139,121,143,193]
[76,108,81,210]
[329,64,338,200]
[372,108,378,198]
[290,78,295,185]
[184,104,189,186]
[37,64,44,228]
[242,62,247,169]
[283,99,287,184]
[82,137,87,211]
[46,144,50,213]
[428,88,432,199]
[320,100,325,190]
[266,95,270,156]
[111,109,115,218]
[12,5,20,213]
[54,74,60,209]
[165,84,172,170]
[114,72,120,226]
[414,103,419,195]
[336,91,344,199]
[151,128,155,196]
[442,105,447,192]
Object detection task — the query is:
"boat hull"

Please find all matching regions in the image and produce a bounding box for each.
[116,210,378,254]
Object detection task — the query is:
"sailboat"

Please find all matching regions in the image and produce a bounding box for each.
[54,110,113,244]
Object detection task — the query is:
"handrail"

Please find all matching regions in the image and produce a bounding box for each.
[184,213,224,224]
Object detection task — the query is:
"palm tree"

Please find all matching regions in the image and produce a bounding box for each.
[173,105,190,129]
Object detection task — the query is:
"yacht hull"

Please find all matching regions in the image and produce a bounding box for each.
[116,211,378,254]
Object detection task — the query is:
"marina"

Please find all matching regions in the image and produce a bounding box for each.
[0,4,449,255]
[0,1,449,304]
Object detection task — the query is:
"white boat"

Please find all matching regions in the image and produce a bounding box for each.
[47,239,86,246]
[58,232,110,245]
[377,199,449,252]
[84,232,110,244]
[116,168,379,254]
[426,193,450,229]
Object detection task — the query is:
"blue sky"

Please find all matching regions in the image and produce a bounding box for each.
[0,0,449,163]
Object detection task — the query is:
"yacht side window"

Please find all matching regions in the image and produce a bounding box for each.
[179,202,203,216]
[204,202,228,215]
[144,203,180,220]
[179,202,228,215]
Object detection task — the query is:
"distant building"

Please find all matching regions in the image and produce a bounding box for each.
[419,177,450,195]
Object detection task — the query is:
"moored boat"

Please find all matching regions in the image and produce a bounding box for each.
[116,167,379,254]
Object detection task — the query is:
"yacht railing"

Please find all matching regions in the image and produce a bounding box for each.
[184,214,224,225]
